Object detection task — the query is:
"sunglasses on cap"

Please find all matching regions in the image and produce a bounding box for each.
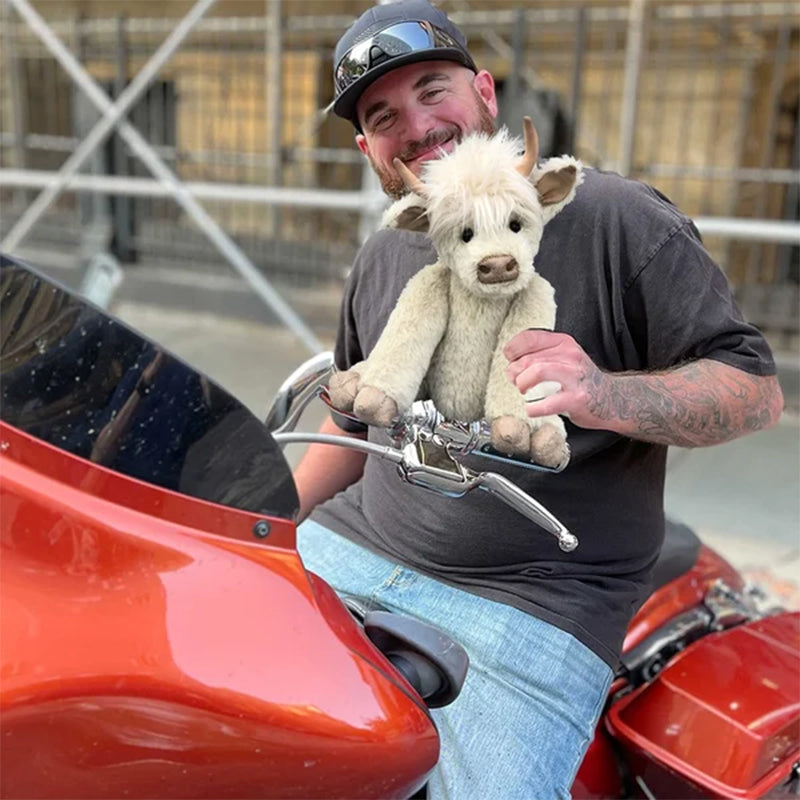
[334,20,473,98]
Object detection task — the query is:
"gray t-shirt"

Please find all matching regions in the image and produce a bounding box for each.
[312,167,775,668]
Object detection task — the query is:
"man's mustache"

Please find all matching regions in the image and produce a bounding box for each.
[398,127,461,162]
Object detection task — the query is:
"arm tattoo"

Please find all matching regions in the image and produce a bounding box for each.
[585,360,782,447]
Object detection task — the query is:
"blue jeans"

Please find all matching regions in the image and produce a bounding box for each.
[298,520,613,800]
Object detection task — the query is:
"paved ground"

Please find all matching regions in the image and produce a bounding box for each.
[110,297,800,612]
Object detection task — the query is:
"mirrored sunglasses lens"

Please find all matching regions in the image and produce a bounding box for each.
[336,22,438,92]
[374,22,436,55]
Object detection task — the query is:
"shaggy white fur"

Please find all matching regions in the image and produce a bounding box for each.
[329,119,583,468]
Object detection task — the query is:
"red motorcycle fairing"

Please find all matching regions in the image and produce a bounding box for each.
[573,534,800,799]
[0,424,439,799]
[571,723,625,800]
[623,544,745,654]
[606,612,800,798]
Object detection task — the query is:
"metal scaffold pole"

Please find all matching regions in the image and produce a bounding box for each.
[265,0,283,237]
[617,0,647,176]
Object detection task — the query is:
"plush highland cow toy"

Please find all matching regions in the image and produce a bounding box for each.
[329,118,582,469]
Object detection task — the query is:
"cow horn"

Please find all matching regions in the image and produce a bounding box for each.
[393,158,428,196]
[515,117,539,177]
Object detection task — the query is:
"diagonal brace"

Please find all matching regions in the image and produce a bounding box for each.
[3,0,215,252]
[4,0,324,354]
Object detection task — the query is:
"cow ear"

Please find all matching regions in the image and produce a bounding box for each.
[381,193,430,233]
[532,156,583,222]
[392,205,430,232]
[535,164,578,206]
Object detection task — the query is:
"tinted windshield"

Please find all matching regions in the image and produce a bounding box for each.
[0,254,298,520]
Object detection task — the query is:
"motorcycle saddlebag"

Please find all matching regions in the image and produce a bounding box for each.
[606,612,800,798]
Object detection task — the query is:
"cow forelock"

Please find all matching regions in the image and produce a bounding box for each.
[422,129,538,222]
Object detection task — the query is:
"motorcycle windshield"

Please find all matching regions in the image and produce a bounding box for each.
[0,254,299,520]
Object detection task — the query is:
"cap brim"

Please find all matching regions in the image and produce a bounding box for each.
[333,50,477,127]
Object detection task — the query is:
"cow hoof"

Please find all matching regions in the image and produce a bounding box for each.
[531,423,570,469]
[354,385,399,427]
[491,416,531,457]
[328,369,361,411]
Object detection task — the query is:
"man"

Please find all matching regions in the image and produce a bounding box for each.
[294,1,784,797]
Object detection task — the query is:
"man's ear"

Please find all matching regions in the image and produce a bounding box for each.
[381,193,430,233]
[472,69,498,118]
[356,133,369,157]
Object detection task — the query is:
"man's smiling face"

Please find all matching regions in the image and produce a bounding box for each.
[354,60,498,198]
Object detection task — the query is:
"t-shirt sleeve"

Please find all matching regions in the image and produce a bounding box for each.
[333,267,364,372]
[621,221,776,376]
[330,256,368,434]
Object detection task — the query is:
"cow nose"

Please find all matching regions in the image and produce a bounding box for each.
[477,256,519,284]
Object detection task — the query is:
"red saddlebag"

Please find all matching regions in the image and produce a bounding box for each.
[606,612,800,798]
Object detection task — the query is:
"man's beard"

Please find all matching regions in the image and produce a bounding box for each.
[371,90,497,200]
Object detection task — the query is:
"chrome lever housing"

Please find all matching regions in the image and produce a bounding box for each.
[318,390,565,473]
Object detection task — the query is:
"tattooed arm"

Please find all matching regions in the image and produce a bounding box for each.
[504,330,784,447]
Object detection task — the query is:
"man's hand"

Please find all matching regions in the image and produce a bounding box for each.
[504,329,784,448]
[504,330,607,429]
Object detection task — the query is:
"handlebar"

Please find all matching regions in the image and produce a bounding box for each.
[321,392,567,474]
[268,372,578,552]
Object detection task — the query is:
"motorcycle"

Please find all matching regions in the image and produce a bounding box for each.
[1,253,798,799]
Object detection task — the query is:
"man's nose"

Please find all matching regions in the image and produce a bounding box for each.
[400,108,437,142]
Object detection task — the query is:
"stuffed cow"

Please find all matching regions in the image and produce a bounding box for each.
[329,118,582,469]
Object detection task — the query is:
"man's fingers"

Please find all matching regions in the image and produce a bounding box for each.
[506,352,566,382]
[506,357,528,381]
[503,329,567,362]
[511,361,572,393]
[508,360,538,386]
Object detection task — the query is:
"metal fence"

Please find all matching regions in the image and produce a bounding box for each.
[1,0,798,347]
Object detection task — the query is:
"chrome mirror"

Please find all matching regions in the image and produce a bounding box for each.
[264,351,334,434]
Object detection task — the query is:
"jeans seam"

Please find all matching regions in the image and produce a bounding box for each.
[562,666,614,790]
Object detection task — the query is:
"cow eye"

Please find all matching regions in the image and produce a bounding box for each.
[461,227,474,243]
[509,219,522,233]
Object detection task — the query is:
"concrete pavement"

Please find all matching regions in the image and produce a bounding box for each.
[110,298,800,612]
[664,420,800,611]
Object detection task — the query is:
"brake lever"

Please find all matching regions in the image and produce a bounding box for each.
[473,473,578,552]
[393,437,577,552]
[385,417,579,551]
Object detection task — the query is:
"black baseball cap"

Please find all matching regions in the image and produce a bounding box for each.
[333,0,477,130]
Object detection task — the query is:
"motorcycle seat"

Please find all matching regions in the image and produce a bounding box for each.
[651,519,702,591]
